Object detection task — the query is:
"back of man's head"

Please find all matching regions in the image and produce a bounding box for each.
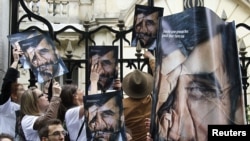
[122,69,153,99]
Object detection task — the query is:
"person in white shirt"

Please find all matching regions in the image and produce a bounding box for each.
[65,105,86,141]
[65,63,105,141]
[0,47,24,140]
[20,82,62,141]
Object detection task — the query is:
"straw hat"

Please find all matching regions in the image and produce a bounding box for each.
[122,69,153,99]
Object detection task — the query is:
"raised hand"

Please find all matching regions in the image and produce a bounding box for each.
[52,81,61,96]
[90,63,103,82]
[89,63,103,94]
[11,47,23,69]
[113,79,121,91]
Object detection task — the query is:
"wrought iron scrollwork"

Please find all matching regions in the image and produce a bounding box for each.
[18,0,55,39]
[237,23,250,124]
[13,0,150,93]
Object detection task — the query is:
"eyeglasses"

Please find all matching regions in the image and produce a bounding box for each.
[37,93,45,98]
[48,131,68,137]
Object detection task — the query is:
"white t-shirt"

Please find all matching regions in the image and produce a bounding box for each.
[0,98,20,138]
[65,106,86,141]
[21,115,40,141]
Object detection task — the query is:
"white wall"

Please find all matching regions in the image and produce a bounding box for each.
[0,0,10,87]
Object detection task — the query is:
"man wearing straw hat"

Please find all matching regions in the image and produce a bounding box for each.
[122,69,154,141]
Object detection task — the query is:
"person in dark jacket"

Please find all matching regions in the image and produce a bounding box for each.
[0,47,23,140]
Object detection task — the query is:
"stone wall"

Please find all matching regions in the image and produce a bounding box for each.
[0,0,10,88]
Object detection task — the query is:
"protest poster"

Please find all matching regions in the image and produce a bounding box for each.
[7,30,40,69]
[151,7,245,141]
[131,4,163,50]
[84,91,126,141]
[88,46,118,93]
[18,34,68,83]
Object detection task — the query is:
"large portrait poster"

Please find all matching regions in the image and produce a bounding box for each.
[18,34,68,83]
[7,30,40,69]
[88,46,118,93]
[84,91,126,141]
[131,4,163,50]
[151,7,246,141]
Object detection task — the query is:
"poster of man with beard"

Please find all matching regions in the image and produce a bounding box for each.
[18,33,68,83]
[151,7,246,141]
[7,30,41,69]
[131,4,163,50]
[88,46,118,93]
[84,91,127,141]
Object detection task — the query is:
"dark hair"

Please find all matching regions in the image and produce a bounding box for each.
[10,82,23,102]
[135,5,163,17]
[57,84,78,122]
[84,91,123,117]
[38,119,62,139]
[0,133,14,141]
[19,34,55,52]
[11,82,21,94]
[89,46,118,62]
[60,84,78,108]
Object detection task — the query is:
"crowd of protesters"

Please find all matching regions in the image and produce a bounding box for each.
[0,46,154,141]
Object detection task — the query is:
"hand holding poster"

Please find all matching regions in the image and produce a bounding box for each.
[88,46,119,93]
[18,33,68,83]
[7,30,40,69]
[84,91,126,141]
[151,7,246,141]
